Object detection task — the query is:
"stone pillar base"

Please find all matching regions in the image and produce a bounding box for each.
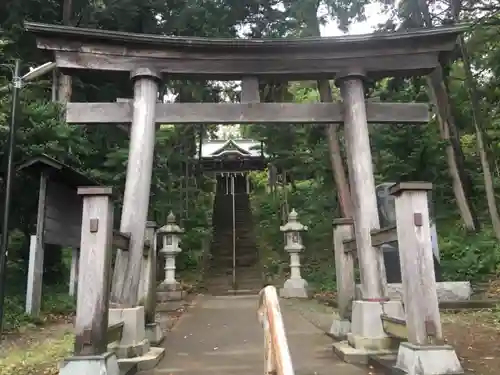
[330,317,351,341]
[395,342,464,375]
[350,299,404,350]
[145,322,165,346]
[157,282,185,301]
[333,300,404,364]
[280,278,309,298]
[108,306,148,358]
[59,352,119,375]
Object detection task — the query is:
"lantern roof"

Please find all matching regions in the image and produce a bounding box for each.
[280,209,308,232]
[158,211,184,234]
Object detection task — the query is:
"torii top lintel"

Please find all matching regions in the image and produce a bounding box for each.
[25,22,467,80]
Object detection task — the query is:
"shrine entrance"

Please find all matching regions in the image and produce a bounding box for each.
[24,21,467,375]
[26,18,461,311]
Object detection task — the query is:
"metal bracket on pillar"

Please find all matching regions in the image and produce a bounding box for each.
[130,67,161,82]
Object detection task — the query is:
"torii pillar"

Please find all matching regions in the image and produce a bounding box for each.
[336,70,404,351]
[112,67,160,306]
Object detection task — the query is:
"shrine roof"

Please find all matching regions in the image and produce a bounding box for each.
[198,139,264,159]
[25,22,467,51]
[25,22,468,79]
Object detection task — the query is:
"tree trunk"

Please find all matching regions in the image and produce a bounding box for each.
[426,71,476,230]
[300,4,353,218]
[317,80,354,218]
[415,0,477,230]
[458,33,500,238]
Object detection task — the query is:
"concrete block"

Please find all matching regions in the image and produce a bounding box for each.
[108,339,150,358]
[355,282,472,301]
[330,318,351,341]
[333,340,396,365]
[349,300,403,350]
[157,289,185,302]
[59,352,119,375]
[118,347,165,372]
[280,278,309,299]
[146,322,165,346]
[108,306,150,359]
[395,342,464,375]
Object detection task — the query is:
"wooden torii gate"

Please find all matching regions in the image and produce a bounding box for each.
[26,21,463,338]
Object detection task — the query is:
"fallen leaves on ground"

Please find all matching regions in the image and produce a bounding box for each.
[0,329,74,375]
[442,310,500,375]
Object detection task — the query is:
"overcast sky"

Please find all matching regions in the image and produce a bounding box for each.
[320,2,389,36]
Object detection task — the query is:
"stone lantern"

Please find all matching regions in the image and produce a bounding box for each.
[280,209,309,298]
[156,211,184,301]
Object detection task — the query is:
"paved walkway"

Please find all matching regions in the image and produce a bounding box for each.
[141,294,370,375]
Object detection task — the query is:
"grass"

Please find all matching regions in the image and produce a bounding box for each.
[0,330,74,375]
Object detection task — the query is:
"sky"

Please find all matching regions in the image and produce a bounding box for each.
[320,2,390,36]
[216,3,393,140]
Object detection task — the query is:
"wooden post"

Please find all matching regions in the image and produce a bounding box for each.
[69,247,79,297]
[112,68,160,306]
[25,172,47,316]
[241,76,260,103]
[74,187,114,356]
[337,71,386,300]
[333,218,355,319]
[390,182,442,345]
[144,221,158,324]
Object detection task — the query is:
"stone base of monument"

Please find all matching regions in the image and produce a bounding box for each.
[333,300,403,364]
[355,282,472,301]
[108,306,165,371]
[329,317,351,341]
[59,352,120,375]
[157,282,185,301]
[279,277,309,299]
[395,342,464,375]
[333,341,396,365]
[145,322,164,346]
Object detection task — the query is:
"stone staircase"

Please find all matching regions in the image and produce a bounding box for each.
[203,191,263,295]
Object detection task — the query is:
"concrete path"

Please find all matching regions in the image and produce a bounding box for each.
[140,294,371,375]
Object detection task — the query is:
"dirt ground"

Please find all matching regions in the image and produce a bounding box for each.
[0,295,196,375]
[441,280,500,375]
[442,310,500,375]
[315,284,500,375]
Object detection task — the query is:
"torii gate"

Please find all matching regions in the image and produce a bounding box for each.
[26,21,464,347]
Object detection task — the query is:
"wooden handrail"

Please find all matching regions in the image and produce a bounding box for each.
[257,286,294,375]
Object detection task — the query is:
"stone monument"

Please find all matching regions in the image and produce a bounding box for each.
[375,182,442,283]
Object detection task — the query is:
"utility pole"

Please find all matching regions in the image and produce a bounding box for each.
[0,59,21,336]
[0,60,56,336]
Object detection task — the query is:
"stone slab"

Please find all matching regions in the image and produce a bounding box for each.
[118,347,165,372]
[355,282,472,301]
[157,290,185,302]
[333,340,396,365]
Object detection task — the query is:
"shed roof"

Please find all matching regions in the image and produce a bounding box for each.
[17,154,98,188]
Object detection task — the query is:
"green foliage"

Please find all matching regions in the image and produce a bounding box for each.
[251,176,337,290]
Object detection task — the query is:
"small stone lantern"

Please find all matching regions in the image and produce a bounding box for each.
[280,209,309,298]
[156,212,184,301]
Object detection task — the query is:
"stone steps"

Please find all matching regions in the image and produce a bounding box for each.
[205,191,261,294]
